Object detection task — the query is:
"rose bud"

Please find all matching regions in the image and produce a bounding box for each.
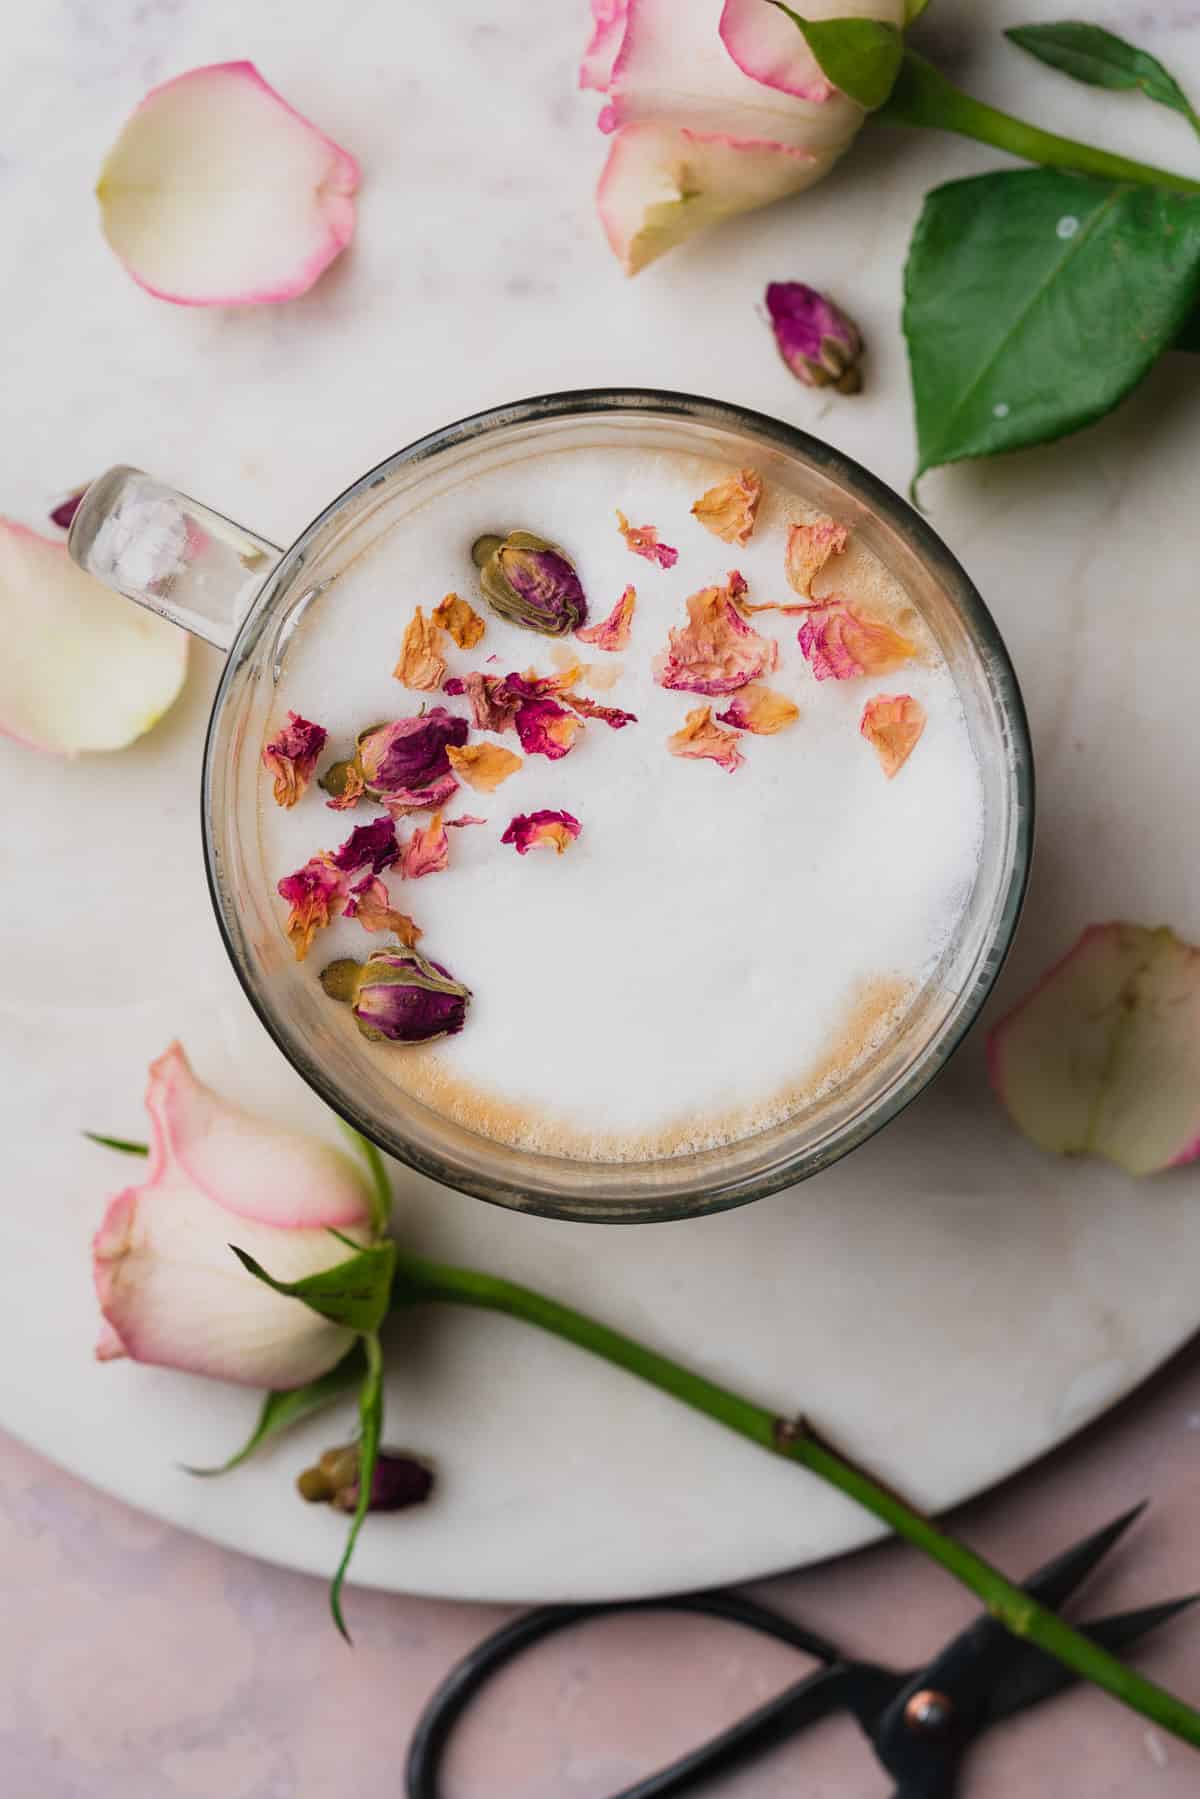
[472,530,588,636]
[765,282,864,394]
[323,709,469,815]
[297,1443,435,1513]
[320,944,471,1044]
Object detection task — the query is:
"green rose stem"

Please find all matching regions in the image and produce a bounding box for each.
[389,1249,1200,1751]
[879,50,1200,195]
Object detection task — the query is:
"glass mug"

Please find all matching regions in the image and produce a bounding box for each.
[69,390,1033,1224]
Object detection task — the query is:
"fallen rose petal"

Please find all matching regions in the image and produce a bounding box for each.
[667,705,744,772]
[262,710,328,808]
[860,692,926,778]
[394,605,447,691]
[49,488,88,530]
[563,691,637,728]
[445,814,487,828]
[503,665,584,701]
[580,0,629,90]
[653,572,777,696]
[766,281,864,393]
[716,684,798,734]
[277,853,349,961]
[96,61,359,306]
[988,923,1200,1175]
[691,469,762,546]
[786,517,849,597]
[798,599,915,681]
[344,874,421,946]
[331,814,399,875]
[577,584,636,651]
[446,741,523,791]
[501,809,582,855]
[446,670,522,733]
[432,592,486,649]
[616,510,678,569]
[319,757,366,810]
[400,812,450,879]
[515,697,584,759]
[0,520,187,755]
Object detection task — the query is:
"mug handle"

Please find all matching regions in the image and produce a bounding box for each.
[68,466,283,652]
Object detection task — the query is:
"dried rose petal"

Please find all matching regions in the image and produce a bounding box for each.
[432,592,485,649]
[502,665,584,701]
[798,600,915,682]
[653,573,777,696]
[988,923,1200,1175]
[766,282,864,393]
[860,693,926,778]
[715,684,798,735]
[446,741,523,792]
[577,584,636,652]
[319,758,366,811]
[321,944,470,1045]
[563,691,637,728]
[394,605,447,692]
[49,488,87,531]
[331,814,399,875]
[501,809,582,855]
[474,531,588,636]
[691,469,762,546]
[445,814,486,828]
[261,710,328,809]
[786,518,849,597]
[616,510,678,569]
[277,853,349,961]
[344,874,421,947]
[514,697,584,760]
[400,812,450,880]
[667,705,744,772]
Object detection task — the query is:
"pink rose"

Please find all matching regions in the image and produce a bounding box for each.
[581,0,905,272]
[93,1044,376,1389]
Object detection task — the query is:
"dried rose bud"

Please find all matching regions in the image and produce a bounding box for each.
[766,282,863,394]
[472,530,588,637]
[297,1443,435,1513]
[321,709,468,815]
[262,711,328,809]
[320,944,471,1044]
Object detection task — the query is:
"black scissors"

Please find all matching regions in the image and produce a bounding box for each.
[406,1503,1194,1797]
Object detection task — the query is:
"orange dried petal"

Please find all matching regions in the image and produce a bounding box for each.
[432,592,486,649]
[666,705,744,773]
[715,684,798,735]
[860,692,927,778]
[691,468,762,546]
[785,517,849,597]
[400,811,450,878]
[616,510,678,569]
[446,740,523,792]
[798,599,916,681]
[394,605,447,691]
[576,584,636,652]
[346,874,423,947]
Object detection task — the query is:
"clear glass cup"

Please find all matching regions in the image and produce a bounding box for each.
[69,390,1033,1223]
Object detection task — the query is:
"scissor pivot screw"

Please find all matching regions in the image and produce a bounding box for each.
[904,1689,954,1735]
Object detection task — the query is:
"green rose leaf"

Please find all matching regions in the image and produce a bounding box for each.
[330,1332,384,1641]
[767,5,904,110]
[903,168,1200,482]
[83,1131,149,1155]
[230,1237,397,1334]
[185,1342,367,1477]
[1006,22,1200,138]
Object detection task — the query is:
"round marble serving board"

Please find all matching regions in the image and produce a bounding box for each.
[4,0,1200,1604]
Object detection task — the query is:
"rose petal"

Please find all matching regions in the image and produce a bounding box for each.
[501,809,582,855]
[514,697,584,760]
[445,814,487,828]
[667,705,744,772]
[262,710,328,808]
[786,517,848,596]
[345,873,422,946]
[719,0,836,100]
[715,683,798,734]
[860,692,926,778]
[616,510,678,568]
[394,605,448,691]
[445,670,523,733]
[381,770,461,819]
[399,812,450,879]
[653,572,777,696]
[563,691,638,728]
[798,599,915,681]
[580,0,630,90]
[432,592,486,649]
[446,741,523,791]
[49,489,87,531]
[331,814,399,874]
[96,61,359,306]
[277,852,349,960]
[0,521,187,755]
[577,584,636,651]
[988,924,1200,1175]
[691,469,762,546]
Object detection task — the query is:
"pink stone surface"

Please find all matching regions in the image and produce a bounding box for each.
[5,1344,1200,1795]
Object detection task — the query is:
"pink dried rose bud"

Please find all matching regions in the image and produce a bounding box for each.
[786,518,849,597]
[988,923,1200,1175]
[766,282,864,393]
[96,62,359,306]
[514,696,584,759]
[653,573,777,696]
[262,710,328,808]
[860,693,926,778]
[616,510,678,569]
[715,684,798,734]
[577,583,636,651]
[297,1443,435,1513]
[331,814,399,875]
[92,1043,375,1389]
[562,691,637,728]
[691,469,762,546]
[277,853,350,961]
[797,600,915,682]
[322,710,468,816]
[667,705,745,772]
[473,531,588,636]
[501,809,582,855]
[344,874,421,947]
[399,812,450,880]
[320,945,471,1044]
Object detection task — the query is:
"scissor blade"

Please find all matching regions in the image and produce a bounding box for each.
[1020,1503,1149,1612]
[983,1594,1198,1725]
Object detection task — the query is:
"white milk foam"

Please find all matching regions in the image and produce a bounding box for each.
[260,447,984,1160]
